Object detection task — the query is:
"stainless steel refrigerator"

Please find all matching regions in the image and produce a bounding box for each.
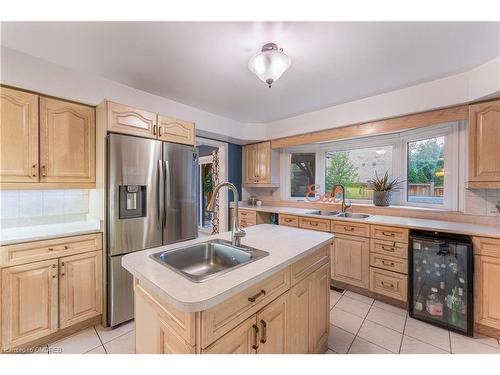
[107,133,198,327]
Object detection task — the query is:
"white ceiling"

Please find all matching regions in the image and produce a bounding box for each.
[1,22,499,123]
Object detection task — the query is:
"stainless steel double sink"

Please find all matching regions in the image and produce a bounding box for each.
[307,210,371,219]
[150,239,269,283]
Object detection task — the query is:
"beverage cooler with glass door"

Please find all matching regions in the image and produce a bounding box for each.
[409,230,473,336]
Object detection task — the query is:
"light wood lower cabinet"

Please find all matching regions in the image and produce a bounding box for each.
[1,259,59,349]
[59,251,102,329]
[475,254,500,333]
[0,235,103,351]
[331,234,370,289]
[134,246,330,354]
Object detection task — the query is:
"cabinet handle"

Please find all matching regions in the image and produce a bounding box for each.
[158,126,162,137]
[381,246,395,252]
[252,324,259,350]
[381,260,395,267]
[51,264,57,279]
[41,165,47,177]
[32,164,37,177]
[64,245,69,250]
[285,218,292,222]
[310,222,318,227]
[248,289,266,302]
[48,247,54,251]
[382,231,395,237]
[153,125,157,135]
[381,281,394,289]
[344,226,355,232]
[60,262,66,276]
[260,320,267,344]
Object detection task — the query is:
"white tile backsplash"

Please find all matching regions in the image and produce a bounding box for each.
[465,189,500,216]
[1,190,91,224]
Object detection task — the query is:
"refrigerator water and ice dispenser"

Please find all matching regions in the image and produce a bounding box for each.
[118,185,147,219]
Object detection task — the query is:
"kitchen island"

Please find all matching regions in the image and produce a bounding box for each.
[122,224,333,354]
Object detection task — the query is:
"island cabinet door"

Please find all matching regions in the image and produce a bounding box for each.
[59,251,102,328]
[1,260,59,350]
[202,316,257,354]
[256,292,289,354]
[309,263,329,353]
[332,234,370,289]
[287,276,311,353]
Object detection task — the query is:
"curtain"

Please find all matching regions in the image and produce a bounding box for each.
[211,149,220,234]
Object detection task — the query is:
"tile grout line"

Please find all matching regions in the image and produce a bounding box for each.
[398,313,408,353]
[93,326,108,354]
[346,298,375,354]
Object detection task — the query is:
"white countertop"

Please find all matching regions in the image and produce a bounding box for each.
[234,203,500,239]
[0,219,102,246]
[122,224,333,313]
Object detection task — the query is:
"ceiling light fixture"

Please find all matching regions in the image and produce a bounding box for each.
[248,43,291,88]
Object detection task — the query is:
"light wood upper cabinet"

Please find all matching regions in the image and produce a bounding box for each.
[256,293,288,354]
[158,115,195,146]
[39,97,95,184]
[242,141,279,186]
[331,234,370,289]
[1,259,58,349]
[468,100,500,188]
[0,87,39,182]
[59,250,102,329]
[106,101,157,139]
[475,254,500,332]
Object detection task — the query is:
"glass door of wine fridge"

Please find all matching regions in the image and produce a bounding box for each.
[409,230,473,336]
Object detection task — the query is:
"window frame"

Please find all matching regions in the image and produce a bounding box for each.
[281,122,460,211]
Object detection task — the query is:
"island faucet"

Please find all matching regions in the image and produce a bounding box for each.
[207,181,246,247]
[330,184,352,213]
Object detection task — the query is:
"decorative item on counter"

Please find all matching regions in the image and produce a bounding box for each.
[256,200,262,206]
[248,196,258,206]
[367,170,405,207]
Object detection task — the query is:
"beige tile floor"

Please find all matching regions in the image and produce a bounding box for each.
[327,289,500,354]
[31,290,500,354]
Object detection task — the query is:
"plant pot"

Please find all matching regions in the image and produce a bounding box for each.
[373,191,392,206]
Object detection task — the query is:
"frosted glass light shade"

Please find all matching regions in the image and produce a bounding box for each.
[248,44,291,88]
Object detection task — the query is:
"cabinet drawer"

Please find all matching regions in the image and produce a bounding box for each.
[279,214,299,227]
[369,267,407,302]
[291,245,329,285]
[473,237,500,258]
[238,210,257,221]
[370,239,408,259]
[0,233,103,268]
[371,225,409,243]
[299,217,331,232]
[200,268,290,348]
[239,218,256,228]
[370,253,408,274]
[331,220,369,237]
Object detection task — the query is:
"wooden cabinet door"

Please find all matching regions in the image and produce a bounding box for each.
[475,255,500,330]
[39,97,95,183]
[256,293,288,354]
[1,260,58,350]
[257,141,271,183]
[106,101,157,139]
[332,234,370,288]
[0,87,39,182]
[288,275,311,353]
[309,263,329,353]
[158,115,195,145]
[243,144,259,184]
[59,251,102,328]
[202,316,257,354]
[468,100,500,184]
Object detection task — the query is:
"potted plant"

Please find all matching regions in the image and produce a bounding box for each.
[367,171,404,207]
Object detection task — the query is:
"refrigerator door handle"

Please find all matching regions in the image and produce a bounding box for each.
[164,160,170,223]
[157,159,164,228]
